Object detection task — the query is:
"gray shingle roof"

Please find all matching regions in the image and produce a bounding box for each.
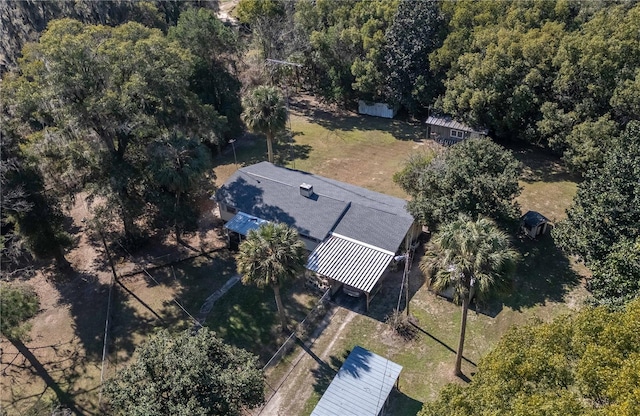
[216,162,414,252]
[311,346,402,416]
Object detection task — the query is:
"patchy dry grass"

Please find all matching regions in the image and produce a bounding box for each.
[214,96,438,198]
[5,95,587,416]
[222,101,589,415]
[511,145,579,222]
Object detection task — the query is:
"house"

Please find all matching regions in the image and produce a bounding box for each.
[425,115,487,145]
[215,162,419,310]
[311,346,402,416]
[520,211,550,239]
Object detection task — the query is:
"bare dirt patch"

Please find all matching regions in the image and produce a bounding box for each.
[1,195,227,415]
[257,307,357,416]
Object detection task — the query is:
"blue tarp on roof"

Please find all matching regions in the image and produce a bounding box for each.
[224,212,268,236]
[311,346,402,416]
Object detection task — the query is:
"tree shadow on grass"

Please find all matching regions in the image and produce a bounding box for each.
[1,337,97,415]
[500,234,582,312]
[290,96,425,142]
[204,275,315,364]
[106,251,240,363]
[410,323,476,367]
[310,350,348,398]
[52,272,126,360]
[387,389,423,416]
[507,143,579,184]
[274,140,312,166]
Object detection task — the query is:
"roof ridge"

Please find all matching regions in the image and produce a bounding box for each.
[242,168,408,216]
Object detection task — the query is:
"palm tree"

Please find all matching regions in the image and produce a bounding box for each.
[236,222,306,332]
[241,86,288,163]
[148,131,213,243]
[421,215,518,377]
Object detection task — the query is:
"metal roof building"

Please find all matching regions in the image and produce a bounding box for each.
[306,233,394,308]
[311,346,403,416]
[425,115,488,134]
[223,211,268,236]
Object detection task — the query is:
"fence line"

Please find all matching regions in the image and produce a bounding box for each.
[262,288,332,371]
[255,289,337,415]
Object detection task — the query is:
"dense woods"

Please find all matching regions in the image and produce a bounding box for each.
[237,0,640,171]
[1,0,639,413]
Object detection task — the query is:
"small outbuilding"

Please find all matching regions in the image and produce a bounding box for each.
[425,115,487,145]
[520,211,550,239]
[358,100,399,119]
[311,346,403,416]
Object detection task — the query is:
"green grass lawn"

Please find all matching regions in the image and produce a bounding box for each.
[110,250,318,367]
[212,98,589,415]
[215,101,434,197]
[206,276,318,363]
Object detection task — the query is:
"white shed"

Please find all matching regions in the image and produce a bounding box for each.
[358,101,398,119]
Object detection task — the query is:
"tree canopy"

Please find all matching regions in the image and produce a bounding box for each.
[104,328,265,416]
[384,0,446,114]
[433,1,640,171]
[169,7,243,141]
[3,19,224,241]
[0,115,71,271]
[293,0,398,104]
[0,283,40,340]
[419,299,640,416]
[0,0,209,74]
[242,86,288,163]
[398,138,522,230]
[553,121,640,307]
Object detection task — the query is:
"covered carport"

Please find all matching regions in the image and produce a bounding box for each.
[306,233,395,311]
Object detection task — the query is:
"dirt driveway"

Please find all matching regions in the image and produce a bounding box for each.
[254,306,358,416]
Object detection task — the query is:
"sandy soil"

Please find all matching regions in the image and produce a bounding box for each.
[1,194,225,415]
[256,307,358,416]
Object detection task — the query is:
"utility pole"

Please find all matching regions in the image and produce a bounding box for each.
[97,225,118,407]
[229,139,238,167]
[265,58,303,131]
[404,250,411,316]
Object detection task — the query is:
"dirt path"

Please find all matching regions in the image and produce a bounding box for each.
[257,307,358,416]
[195,274,241,325]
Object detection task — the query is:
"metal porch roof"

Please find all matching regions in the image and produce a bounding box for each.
[223,212,268,236]
[311,346,403,416]
[306,233,394,294]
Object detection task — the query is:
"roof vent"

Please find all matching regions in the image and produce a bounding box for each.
[300,183,314,198]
